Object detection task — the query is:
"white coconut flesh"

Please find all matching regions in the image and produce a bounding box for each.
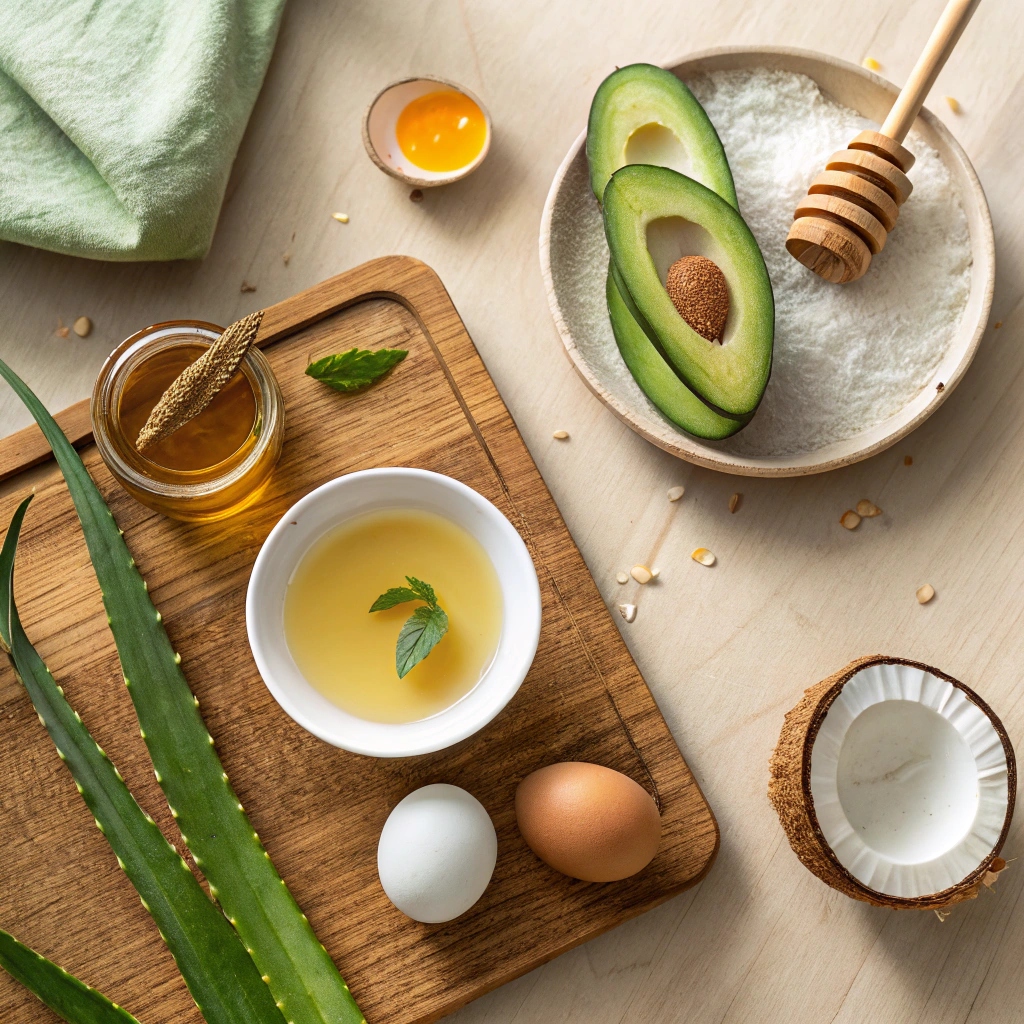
[810,662,1008,899]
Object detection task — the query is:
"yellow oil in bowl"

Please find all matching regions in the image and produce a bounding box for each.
[284,509,503,724]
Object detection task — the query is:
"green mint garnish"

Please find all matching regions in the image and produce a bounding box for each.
[370,575,449,678]
[305,347,407,393]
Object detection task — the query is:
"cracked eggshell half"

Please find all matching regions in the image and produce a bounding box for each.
[362,76,492,188]
[769,656,1015,909]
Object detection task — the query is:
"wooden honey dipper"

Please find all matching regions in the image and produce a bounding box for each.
[786,0,981,283]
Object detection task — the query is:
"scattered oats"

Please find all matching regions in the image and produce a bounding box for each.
[630,564,652,584]
[282,250,292,266]
[934,909,951,923]
[729,492,741,513]
[936,381,945,392]
[856,499,882,517]
[691,547,716,566]
[332,212,350,223]
[667,485,685,502]
[916,583,935,604]
[840,510,861,530]
[616,571,629,584]
[410,189,424,203]
[649,566,660,578]
[55,319,70,339]
[552,429,569,440]
[904,455,913,466]
[861,57,881,71]
[73,316,93,337]
[944,96,961,114]
[617,602,637,623]
[240,281,257,293]
[994,321,1002,329]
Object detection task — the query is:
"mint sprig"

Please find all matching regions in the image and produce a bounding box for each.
[306,347,407,393]
[370,575,449,678]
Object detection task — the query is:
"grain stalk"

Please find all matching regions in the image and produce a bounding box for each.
[0,926,141,1024]
[0,359,365,1024]
[0,496,287,1024]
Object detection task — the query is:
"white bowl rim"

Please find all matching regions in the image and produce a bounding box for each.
[538,45,996,477]
[245,468,541,757]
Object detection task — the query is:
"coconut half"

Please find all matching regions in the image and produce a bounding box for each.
[769,656,1015,909]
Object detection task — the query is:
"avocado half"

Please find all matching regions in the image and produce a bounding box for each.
[607,264,748,439]
[587,63,738,209]
[603,164,774,418]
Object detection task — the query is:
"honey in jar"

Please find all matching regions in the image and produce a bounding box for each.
[91,322,284,523]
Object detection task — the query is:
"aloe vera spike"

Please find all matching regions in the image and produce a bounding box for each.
[0,361,365,1024]
[0,927,141,1024]
[0,496,288,1024]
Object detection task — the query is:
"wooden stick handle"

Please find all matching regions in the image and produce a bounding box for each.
[881,0,981,142]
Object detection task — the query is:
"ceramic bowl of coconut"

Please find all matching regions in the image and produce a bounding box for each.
[540,47,994,477]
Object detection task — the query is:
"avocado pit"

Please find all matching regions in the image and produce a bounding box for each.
[666,255,729,343]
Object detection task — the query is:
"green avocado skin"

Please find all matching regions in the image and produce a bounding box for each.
[607,264,749,440]
[603,164,774,418]
[587,63,738,209]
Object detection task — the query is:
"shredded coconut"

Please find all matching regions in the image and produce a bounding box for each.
[547,69,972,458]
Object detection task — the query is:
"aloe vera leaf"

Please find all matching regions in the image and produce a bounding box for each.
[0,496,287,1024]
[0,927,140,1024]
[0,360,365,1024]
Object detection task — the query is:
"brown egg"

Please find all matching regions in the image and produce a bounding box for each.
[514,762,661,882]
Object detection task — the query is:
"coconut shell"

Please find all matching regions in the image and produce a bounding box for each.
[768,655,1016,910]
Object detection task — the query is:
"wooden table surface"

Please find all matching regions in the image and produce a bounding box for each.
[1,2,1022,1023]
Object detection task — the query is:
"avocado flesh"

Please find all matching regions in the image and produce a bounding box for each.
[587,63,738,209]
[607,265,748,440]
[604,164,774,417]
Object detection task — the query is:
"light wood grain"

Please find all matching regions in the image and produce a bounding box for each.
[0,2,1021,1022]
[0,256,716,1024]
[881,0,983,141]
[824,148,914,203]
[792,192,888,253]
[786,212,874,282]
[849,130,916,173]
[789,0,979,288]
[809,168,900,229]
[787,0,980,286]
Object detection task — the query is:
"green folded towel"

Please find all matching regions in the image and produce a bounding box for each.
[0,0,285,262]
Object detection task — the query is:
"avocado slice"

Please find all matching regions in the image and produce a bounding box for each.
[603,164,774,417]
[587,63,738,209]
[607,264,748,439]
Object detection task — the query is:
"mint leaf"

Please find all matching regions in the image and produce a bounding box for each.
[306,348,407,393]
[395,605,449,679]
[403,576,437,609]
[370,575,448,677]
[369,587,419,613]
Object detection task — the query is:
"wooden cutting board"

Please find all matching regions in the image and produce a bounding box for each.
[0,256,717,1024]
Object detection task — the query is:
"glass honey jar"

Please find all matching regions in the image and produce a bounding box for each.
[91,321,284,523]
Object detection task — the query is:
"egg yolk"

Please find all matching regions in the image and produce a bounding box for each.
[395,91,487,173]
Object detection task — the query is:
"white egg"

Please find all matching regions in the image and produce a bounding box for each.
[377,784,497,924]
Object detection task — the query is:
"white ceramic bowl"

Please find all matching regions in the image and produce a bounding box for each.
[362,76,492,187]
[540,47,995,477]
[246,469,541,757]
